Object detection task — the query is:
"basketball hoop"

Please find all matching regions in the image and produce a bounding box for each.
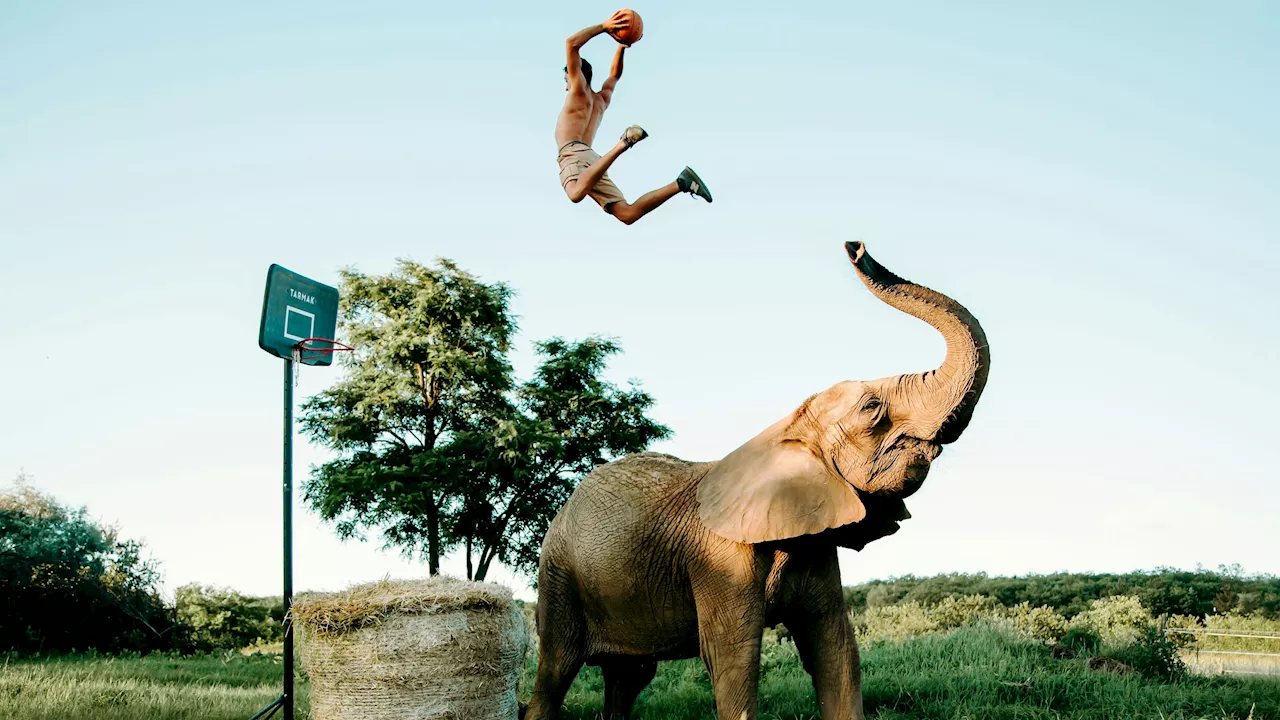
[290,337,354,364]
[289,338,353,386]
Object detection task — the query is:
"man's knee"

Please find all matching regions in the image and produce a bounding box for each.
[609,202,638,225]
[565,180,588,203]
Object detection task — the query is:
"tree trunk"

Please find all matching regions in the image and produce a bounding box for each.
[465,536,474,581]
[426,493,440,575]
[475,543,495,582]
[416,361,442,576]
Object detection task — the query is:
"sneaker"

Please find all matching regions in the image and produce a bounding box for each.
[621,125,648,148]
[676,167,712,203]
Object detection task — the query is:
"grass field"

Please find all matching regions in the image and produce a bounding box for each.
[3,628,1277,720]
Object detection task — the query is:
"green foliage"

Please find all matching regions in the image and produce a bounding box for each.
[929,593,1002,628]
[301,259,517,576]
[1060,627,1103,656]
[855,594,1071,645]
[173,585,282,653]
[844,568,1280,619]
[1106,625,1187,683]
[301,259,668,581]
[447,337,670,577]
[856,601,941,642]
[1166,610,1280,654]
[1004,601,1071,642]
[0,476,172,653]
[1069,595,1151,645]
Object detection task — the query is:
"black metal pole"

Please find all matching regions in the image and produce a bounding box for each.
[282,357,294,720]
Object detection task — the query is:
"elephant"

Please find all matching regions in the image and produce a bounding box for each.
[524,241,990,720]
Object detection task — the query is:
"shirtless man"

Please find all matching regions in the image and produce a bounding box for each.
[557,13,712,224]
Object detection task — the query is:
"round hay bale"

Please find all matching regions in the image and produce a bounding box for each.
[293,576,529,720]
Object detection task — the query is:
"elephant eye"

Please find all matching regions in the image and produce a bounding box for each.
[860,397,882,413]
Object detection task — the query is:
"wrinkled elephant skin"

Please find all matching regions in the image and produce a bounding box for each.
[525,243,990,720]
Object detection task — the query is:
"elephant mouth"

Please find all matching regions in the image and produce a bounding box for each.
[866,438,941,497]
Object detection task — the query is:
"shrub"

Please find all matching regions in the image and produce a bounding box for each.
[0,476,172,654]
[856,602,940,643]
[1068,595,1151,645]
[1002,602,1070,642]
[174,584,280,652]
[1060,627,1103,656]
[1106,625,1186,682]
[930,594,1000,629]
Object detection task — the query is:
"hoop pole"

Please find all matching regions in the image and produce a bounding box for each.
[282,357,295,720]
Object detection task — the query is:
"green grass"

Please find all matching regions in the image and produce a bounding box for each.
[4,628,1277,720]
[0,651,309,720]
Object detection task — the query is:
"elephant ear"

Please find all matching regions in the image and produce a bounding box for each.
[697,438,866,544]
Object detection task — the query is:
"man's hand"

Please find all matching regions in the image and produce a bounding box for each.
[602,9,633,45]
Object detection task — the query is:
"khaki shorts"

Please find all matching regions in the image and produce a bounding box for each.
[558,141,625,209]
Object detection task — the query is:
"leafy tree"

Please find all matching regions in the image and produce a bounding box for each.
[175,584,280,652]
[446,337,670,580]
[301,260,670,581]
[301,259,516,575]
[0,474,172,653]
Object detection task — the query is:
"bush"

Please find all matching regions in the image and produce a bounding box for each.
[0,476,173,654]
[1060,626,1103,656]
[1002,602,1070,642]
[1106,625,1186,682]
[930,594,1000,629]
[174,585,281,653]
[1068,595,1151,645]
[843,568,1280,618]
[856,602,940,643]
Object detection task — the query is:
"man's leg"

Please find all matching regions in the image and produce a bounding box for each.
[566,126,647,203]
[607,182,680,225]
[566,141,629,203]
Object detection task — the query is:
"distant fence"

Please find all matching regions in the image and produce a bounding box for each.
[1164,626,1280,678]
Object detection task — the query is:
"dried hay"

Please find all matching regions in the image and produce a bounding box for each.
[294,576,529,720]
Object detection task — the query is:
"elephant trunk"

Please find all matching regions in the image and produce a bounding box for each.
[846,241,990,445]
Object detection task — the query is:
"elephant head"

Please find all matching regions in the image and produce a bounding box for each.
[697,241,990,545]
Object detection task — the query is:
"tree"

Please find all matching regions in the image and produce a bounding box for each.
[300,260,670,581]
[447,337,671,580]
[0,474,172,653]
[301,259,516,575]
[175,584,280,652]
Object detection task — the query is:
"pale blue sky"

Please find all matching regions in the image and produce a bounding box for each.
[2,2,1277,601]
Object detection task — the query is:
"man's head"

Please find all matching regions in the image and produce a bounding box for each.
[564,58,593,90]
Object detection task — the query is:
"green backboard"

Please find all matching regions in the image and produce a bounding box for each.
[259,264,339,365]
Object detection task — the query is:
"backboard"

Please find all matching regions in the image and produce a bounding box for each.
[259,264,340,366]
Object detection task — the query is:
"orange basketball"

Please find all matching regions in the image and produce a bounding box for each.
[608,9,644,47]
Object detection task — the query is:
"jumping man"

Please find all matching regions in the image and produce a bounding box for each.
[557,12,712,224]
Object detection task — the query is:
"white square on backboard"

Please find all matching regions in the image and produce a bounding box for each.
[283,306,316,342]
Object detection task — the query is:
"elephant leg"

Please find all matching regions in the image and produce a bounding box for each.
[696,596,765,720]
[525,571,587,720]
[601,657,658,720]
[787,610,865,720]
[525,639,585,720]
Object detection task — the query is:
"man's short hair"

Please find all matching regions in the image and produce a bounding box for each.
[564,57,593,85]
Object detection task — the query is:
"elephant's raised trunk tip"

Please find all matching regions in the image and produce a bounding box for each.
[844,241,865,263]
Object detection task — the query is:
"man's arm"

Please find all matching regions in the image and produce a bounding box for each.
[565,24,606,92]
[599,46,625,103]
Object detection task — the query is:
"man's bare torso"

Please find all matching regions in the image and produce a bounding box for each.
[556,85,609,148]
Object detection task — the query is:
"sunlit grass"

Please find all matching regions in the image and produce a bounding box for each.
[4,627,1277,720]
